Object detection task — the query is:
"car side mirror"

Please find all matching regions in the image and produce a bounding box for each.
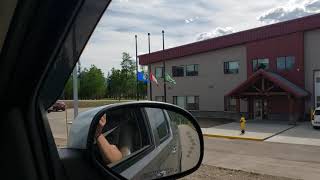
[68,101,204,180]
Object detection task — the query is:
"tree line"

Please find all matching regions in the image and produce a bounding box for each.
[63,52,147,100]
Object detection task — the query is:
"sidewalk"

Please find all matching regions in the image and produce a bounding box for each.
[202,121,294,141]
[266,121,320,146]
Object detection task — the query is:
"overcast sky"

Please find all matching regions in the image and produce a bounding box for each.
[79,0,320,75]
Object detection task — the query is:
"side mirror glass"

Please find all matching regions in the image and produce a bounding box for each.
[68,102,203,180]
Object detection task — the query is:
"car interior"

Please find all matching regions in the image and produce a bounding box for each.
[95,108,151,169]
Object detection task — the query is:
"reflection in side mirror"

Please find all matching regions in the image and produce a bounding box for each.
[72,102,203,180]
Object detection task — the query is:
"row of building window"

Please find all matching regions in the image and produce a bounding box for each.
[154,56,295,78]
[155,64,199,78]
[252,56,295,71]
[155,96,237,111]
[224,56,296,75]
[155,96,199,110]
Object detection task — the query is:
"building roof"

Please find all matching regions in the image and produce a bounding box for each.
[226,69,309,98]
[139,13,320,65]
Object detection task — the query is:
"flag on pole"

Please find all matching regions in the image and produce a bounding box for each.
[165,73,176,85]
[150,72,158,85]
[138,71,149,83]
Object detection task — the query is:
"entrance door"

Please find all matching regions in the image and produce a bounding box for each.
[254,99,268,120]
[254,99,263,120]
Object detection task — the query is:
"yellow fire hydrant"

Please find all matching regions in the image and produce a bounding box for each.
[240,115,246,134]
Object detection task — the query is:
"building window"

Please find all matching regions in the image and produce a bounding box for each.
[155,67,164,78]
[186,64,199,76]
[252,58,269,71]
[173,96,199,110]
[277,56,295,70]
[172,66,184,77]
[173,96,186,109]
[224,61,239,74]
[316,77,320,83]
[155,96,164,102]
[186,96,199,110]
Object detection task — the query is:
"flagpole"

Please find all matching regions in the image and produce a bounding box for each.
[135,35,139,101]
[162,30,167,102]
[148,33,152,101]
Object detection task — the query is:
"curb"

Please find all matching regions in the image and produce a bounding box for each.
[203,134,264,141]
[263,125,297,141]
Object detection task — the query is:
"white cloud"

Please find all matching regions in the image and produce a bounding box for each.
[196,27,235,41]
[258,0,320,24]
[184,17,200,24]
[79,0,293,75]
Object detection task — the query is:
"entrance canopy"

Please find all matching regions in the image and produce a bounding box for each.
[226,69,309,98]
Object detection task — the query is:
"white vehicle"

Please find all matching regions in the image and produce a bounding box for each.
[312,107,320,129]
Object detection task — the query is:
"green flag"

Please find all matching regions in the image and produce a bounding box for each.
[165,73,176,85]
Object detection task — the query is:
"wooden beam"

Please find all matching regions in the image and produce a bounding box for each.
[240,92,288,96]
[267,92,288,96]
[266,85,275,92]
[253,85,262,93]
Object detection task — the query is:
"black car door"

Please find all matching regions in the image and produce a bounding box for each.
[0,0,113,180]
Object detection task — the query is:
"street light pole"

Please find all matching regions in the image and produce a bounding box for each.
[162,30,166,102]
[135,35,139,101]
[148,33,152,101]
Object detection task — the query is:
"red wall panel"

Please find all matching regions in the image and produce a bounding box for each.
[269,96,304,113]
[246,32,304,88]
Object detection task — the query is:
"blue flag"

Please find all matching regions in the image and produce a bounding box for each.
[137,72,149,83]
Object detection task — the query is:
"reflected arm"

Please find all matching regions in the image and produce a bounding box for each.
[97,134,123,165]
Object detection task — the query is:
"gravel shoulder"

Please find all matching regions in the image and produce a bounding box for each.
[181,164,299,180]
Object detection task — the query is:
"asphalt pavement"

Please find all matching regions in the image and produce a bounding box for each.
[203,136,320,180]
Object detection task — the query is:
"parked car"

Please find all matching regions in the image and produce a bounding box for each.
[312,107,320,129]
[48,101,66,113]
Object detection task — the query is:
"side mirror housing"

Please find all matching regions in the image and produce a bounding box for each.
[68,101,204,180]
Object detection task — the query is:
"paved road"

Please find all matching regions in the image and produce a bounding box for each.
[203,136,320,180]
